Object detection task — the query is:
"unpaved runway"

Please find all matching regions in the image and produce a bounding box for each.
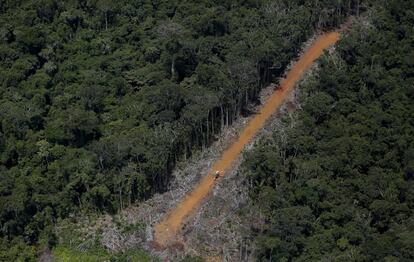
[154,31,341,247]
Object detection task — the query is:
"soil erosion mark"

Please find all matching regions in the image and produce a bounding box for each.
[154,31,340,246]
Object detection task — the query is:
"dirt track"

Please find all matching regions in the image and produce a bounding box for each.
[154,31,341,247]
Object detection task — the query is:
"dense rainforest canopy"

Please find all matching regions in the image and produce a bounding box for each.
[0,0,396,260]
[242,0,414,260]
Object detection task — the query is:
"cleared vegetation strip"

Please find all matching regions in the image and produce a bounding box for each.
[154,32,341,246]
